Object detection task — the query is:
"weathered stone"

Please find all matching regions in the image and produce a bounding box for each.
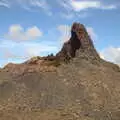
[57,22,100,61]
[0,22,120,120]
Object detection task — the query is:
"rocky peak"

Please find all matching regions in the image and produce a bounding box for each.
[2,22,101,74]
[57,22,100,61]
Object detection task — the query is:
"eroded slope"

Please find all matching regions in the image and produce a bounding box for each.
[0,22,120,120]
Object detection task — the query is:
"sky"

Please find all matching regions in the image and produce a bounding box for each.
[0,0,120,67]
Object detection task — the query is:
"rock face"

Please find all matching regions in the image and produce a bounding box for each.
[0,22,120,120]
[57,22,100,61]
[3,22,100,74]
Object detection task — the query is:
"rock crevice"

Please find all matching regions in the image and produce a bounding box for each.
[57,22,100,61]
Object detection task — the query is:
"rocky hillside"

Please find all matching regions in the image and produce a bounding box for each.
[0,22,120,120]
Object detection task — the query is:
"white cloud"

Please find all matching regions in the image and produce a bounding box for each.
[77,12,89,18]
[58,0,117,19]
[30,0,49,9]
[99,53,105,59]
[0,41,58,67]
[2,48,28,60]
[0,0,10,8]
[58,25,71,43]
[61,12,89,19]
[1,0,51,15]
[87,27,98,41]
[70,0,116,12]
[61,13,74,19]
[29,0,52,15]
[100,46,120,64]
[26,26,43,38]
[24,43,57,57]
[5,25,43,42]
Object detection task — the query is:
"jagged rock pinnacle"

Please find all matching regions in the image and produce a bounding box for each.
[57,22,100,61]
[2,22,101,74]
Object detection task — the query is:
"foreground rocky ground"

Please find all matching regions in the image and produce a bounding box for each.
[0,23,120,120]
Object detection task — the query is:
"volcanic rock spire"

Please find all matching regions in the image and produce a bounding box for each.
[57,22,100,61]
[3,22,101,74]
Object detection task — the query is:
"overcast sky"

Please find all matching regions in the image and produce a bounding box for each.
[0,0,120,67]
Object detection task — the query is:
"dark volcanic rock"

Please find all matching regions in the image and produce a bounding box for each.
[57,22,100,61]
